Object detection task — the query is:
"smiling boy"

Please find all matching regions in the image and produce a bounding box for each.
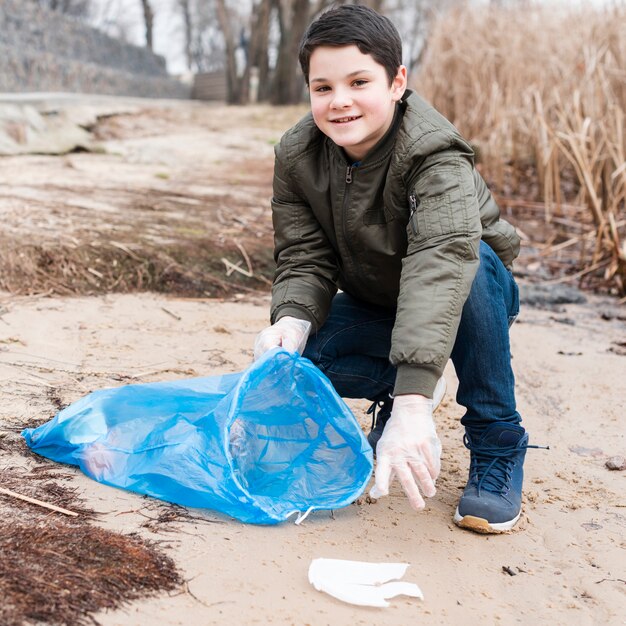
[254,5,533,533]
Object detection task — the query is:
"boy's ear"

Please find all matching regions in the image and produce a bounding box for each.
[391,65,408,102]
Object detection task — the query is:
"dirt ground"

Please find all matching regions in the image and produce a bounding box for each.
[0,98,625,625]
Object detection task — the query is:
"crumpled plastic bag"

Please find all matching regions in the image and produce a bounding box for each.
[22,348,373,524]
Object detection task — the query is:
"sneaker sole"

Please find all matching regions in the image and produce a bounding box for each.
[453,508,521,534]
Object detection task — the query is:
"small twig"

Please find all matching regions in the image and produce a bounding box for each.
[234,240,253,275]
[539,258,611,285]
[0,351,82,368]
[595,578,626,585]
[130,369,170,379]
[108,240,144,261]
[221,257,253,278]
[539,232,592,256]
[181,580,233,608]
[161,307,182,321]
[0,362,56,387]
[0,486,78,516]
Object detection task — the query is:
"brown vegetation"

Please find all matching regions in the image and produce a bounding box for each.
[0,520,181,626]
[0,464,182,626]
[416,3,626,297]
[0,234,275,298]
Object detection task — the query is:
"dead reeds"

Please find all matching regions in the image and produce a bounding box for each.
[415,2,626,296]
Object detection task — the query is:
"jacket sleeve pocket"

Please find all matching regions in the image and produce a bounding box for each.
[408,192,454,240]
[406,155,480,256]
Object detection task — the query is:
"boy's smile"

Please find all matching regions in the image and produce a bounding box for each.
[308,45,407,162]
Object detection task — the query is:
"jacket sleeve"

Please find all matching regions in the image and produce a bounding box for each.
[269,146,339,330]
[391,148,482,397]
[474,169,520,269]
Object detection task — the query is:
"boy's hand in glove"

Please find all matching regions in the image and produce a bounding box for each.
[253,316,312,360]
[369,394,442,511]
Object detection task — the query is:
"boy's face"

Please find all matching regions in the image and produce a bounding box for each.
[308,45,407,162]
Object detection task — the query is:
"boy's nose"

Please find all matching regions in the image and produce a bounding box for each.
[330,89,353,109]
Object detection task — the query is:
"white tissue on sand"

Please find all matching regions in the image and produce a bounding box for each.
[308,558,424,608]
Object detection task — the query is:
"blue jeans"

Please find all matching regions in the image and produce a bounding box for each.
[302,241,521,432]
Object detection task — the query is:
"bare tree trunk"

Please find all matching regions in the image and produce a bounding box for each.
[215,0,241,103]
[271,0,311,104]
[140,0,154,51]
[271,0,345,104]
[247,0,272,102]
[178,0,193,71]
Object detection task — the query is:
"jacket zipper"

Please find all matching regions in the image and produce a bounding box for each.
[342,164,355,280]
[346,165,354,184]
[343,165,354,243]
[409,193,418,235]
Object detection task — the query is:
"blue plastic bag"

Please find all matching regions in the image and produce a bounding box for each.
[22,349,373,524]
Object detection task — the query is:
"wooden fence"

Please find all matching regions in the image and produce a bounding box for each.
[192,72,228,102]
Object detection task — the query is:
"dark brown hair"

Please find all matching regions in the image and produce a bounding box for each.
[298,5,403,86]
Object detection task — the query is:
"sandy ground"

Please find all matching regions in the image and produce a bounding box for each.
[0,97,625,625]
[0,290,624,625]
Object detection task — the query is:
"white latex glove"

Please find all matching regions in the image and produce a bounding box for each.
[370,394,442,511]
[253,316,312,360]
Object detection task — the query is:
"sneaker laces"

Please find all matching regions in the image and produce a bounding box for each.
[366,399,391,431]
[463,434,548,495]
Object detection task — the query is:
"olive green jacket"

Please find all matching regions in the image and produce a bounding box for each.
[270,89,520,398]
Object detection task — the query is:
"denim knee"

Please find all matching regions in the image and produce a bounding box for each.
[473,241,519,322]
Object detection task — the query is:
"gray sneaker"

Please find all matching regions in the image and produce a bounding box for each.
[454,423,546,533]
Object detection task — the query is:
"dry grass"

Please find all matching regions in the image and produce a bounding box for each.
[416,2,626,296]
[0,237,274,298]
[0,178,276,298]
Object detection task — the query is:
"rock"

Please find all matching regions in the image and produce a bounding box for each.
[0,103,94,155]
[519,284,587,309]
[601,310,626,322]
[550,316,576,326]
[605,456,626,471]
[608,342,626,357]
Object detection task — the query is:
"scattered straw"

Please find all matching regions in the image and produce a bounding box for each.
[0,237,275,298]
